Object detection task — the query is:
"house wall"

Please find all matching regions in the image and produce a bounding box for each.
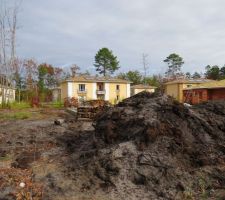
[61,82,94,101]
[105,83,110,101]
[61,82,68,100]
[92,83,97,100]
[192,89,208,104]
[73,82,94,100]
[109,83,128,104]
[208,88,225,101]
[126,84,131,98]
[133,88,155,95]
[68,82,73,98]
[184,88,225,105]
[165,83,203,103]
[165,84,180,101]
[60,81,130,104]
[183,89,209,105]
[0,87,15,104]
[180,83,203,103]
[183,90,193,104]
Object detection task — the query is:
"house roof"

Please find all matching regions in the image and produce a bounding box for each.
[184,79,225,90]
[131,84,157,89]
[164,78,214,85]
[62,76,132,84]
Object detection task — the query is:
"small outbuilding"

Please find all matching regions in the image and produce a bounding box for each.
[183,79,225,104]
[131,84,157,96]
[164,79,214,103]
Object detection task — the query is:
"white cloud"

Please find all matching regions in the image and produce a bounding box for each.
[16,0,225,75]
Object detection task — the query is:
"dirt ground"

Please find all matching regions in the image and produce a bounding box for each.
[0,108,98,200]
[1,93,225,200]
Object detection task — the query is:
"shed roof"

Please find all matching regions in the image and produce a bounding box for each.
[164,79,214,85]
[184,79,225,90]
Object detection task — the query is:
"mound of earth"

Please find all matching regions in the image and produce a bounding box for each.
[60,92,225,200]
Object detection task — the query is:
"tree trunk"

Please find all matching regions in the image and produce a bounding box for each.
[103,65,106,76]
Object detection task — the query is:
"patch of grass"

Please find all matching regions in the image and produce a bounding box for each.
[41,101,64,109]
[0,111,31,120]
[183,186,194,200]
[0,155,11,161]
[9,101,31,110]
[51,101,64,108]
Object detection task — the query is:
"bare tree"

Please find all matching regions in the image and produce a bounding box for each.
[0,0,21,106]
[70,64,80,77]
[13,58,26,102]
[0,3,8,105]
[142,53,149,85]
[53,67,63,86]
[24,59,38,90]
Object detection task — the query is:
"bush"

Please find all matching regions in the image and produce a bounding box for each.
[64,97,78,107]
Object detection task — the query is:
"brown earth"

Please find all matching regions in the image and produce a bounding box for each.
[1,93,225,199]
[92,92,225,199]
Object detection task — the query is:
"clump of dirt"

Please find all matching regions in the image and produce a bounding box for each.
[60,91,225,199]
[11,150,40,169]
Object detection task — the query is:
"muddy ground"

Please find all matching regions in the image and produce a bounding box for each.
[0,109,97,200]
[1,93,225,200]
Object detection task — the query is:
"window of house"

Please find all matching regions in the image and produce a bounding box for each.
[98,84,103,91]
[79,84,85,91]
[116,95,119,100]
[116,85,120,90]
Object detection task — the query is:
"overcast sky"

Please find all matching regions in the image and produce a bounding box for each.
[15,0,225,75]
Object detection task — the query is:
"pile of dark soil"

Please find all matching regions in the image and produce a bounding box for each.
[60,92,225,200]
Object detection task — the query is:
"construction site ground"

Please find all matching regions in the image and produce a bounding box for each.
[0,108,97,200]
[1,92,225,200]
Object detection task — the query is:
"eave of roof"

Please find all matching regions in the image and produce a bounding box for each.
[61,76,132,84]
[164,79,214,85]
[184,86,225,90]
[183,79,225,90]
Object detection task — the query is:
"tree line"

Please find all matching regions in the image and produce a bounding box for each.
[1,1,224,107]
[12,60,89,102]
[93,50,223,87]
[95,50,225,86]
